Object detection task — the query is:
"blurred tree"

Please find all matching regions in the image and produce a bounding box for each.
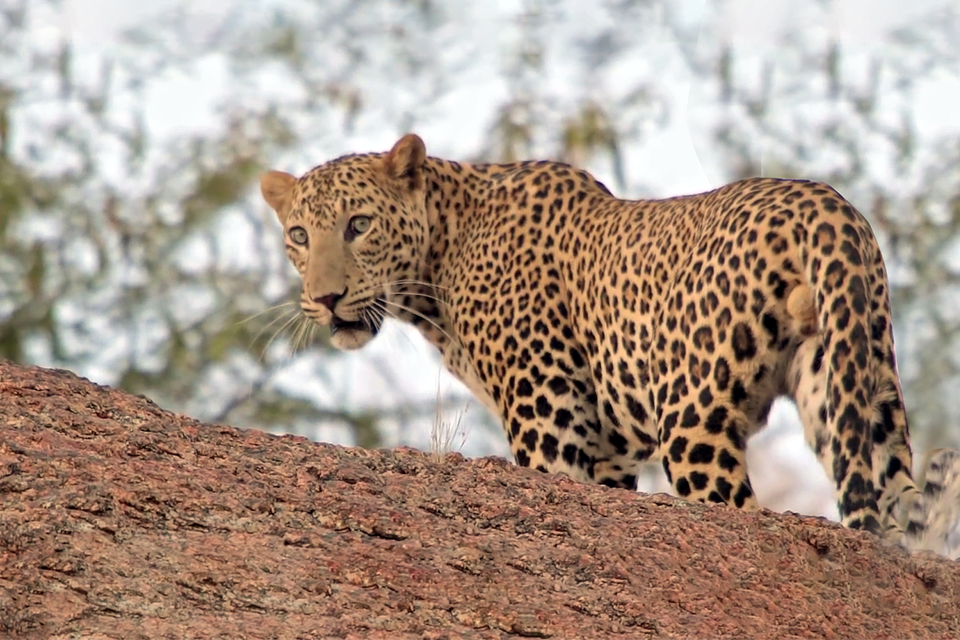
[0,0,481,447]
[1,0,957,472]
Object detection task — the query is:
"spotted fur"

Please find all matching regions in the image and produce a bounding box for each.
[261,134,960,553]
[906,449,960,558]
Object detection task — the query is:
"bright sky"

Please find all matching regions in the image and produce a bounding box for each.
[62,0,228,48]
[60,0,956,45]
[53,0,960,194]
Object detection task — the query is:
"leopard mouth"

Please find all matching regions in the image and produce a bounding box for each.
[330,316,372,335]
[329,298,385,337]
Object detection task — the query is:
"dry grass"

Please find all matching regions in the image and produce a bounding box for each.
[430,380,470,462]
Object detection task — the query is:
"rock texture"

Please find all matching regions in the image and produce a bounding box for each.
[1,361,959,640]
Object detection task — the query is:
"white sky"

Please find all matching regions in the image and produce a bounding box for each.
[61,0,228,48]
[52,0,960,194]
[60,0,956,46]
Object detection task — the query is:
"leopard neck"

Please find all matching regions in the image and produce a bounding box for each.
[419,157,504,282]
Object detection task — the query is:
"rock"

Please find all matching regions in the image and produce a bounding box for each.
[1,360,958,640]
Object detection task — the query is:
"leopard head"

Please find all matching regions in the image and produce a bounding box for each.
[260,134,430,350]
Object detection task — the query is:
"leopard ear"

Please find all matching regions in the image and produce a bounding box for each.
[260,171,298,224]
[384,133,426,192]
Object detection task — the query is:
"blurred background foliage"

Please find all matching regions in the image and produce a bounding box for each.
[2,0,959,513]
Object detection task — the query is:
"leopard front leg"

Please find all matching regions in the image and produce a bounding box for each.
[495,348,638,489]
[499,373,608,485]
[436,332,613,484]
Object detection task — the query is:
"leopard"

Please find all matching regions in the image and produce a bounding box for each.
[260,133,960,554]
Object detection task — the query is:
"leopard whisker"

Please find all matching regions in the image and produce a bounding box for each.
[349,279,451,307]
[389,278,451,292]
[377,298,458,347]
[250,307,300,350]
[236,301,298,326]
[292,314,311,354]
[262,310,304,362]
[389,290,450,307]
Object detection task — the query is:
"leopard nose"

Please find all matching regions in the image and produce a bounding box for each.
[313,292,344,313]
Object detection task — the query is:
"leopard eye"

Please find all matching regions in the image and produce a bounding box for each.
[348,216,372,236]
[289,226,308,246]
